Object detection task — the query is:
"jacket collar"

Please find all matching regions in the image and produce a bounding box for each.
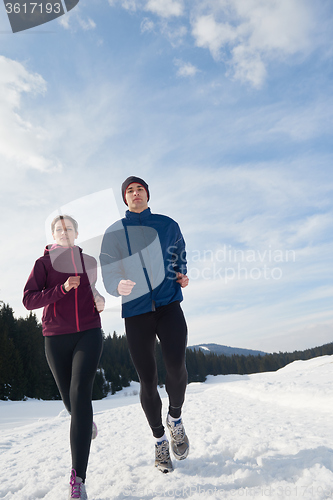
[44,244,82,256]
[125,207,151,221]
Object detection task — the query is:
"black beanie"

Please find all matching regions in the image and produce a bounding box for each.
[122,176,150,205]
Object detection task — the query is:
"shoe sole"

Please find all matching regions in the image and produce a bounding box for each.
[92,422,98,440]
[155,463,174,473]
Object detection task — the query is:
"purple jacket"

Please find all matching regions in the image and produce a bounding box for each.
[23,244,102,336]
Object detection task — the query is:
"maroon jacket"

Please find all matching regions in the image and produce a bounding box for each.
[23,244,102,336]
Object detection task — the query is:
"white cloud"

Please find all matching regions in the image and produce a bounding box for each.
[191,0,315,87]
[191,14,238,59]
[140,17,155,33]
[161,22,187,46]
[228,45,266,88]
[58,7,96,31]
[145,0,184,18]
[154,163,333,253]
[268,100,333,141]
[174,59,199,77]
[109,0,184,17]
[78,17,96,31]
[0,56,60,172]
[287,213,333,247]
[108,0,317,86]
[108,0,139,11]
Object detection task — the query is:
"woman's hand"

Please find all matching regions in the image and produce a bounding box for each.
[63,276,80,292]
[176,273,189,288]
[94,295,105,313]
[117,279,136,296]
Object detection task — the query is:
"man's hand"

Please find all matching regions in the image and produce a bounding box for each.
[176,273,189,288]
[94,295,105,313]
[117,279,136,296]
[64,276,80,292]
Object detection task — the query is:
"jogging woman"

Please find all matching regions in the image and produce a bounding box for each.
[23,215,104,500]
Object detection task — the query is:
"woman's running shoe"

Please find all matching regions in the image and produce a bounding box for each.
[155,440,174,473]
[68,469,87,499]
[166,416,190,460]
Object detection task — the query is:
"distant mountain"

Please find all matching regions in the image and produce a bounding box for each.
[187,343,267,357]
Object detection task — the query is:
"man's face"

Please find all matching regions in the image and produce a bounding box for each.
[125,183,148,213]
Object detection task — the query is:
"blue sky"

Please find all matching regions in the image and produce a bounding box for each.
[0,0,333,352]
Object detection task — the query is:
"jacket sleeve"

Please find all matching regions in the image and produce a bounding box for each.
[23,259,67,311]
[171,223,187,275]
[99,230,124,297]
[83,254,105,301]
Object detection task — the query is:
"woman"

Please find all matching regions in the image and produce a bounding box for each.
[23,214,105,500]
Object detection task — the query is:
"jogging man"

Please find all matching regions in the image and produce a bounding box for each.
[100,176,189,473]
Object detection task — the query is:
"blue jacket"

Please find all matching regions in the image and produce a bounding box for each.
[100,208,187,318]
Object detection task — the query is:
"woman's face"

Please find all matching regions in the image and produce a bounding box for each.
[52,219,78,247]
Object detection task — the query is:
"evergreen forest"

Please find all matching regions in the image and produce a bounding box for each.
[1,301,333,401]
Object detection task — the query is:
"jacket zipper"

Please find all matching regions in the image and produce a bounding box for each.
[70,247,80,332]
[139,220,155,312]
[125,219,156,312]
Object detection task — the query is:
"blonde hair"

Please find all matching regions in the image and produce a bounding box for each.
[51,215,78,234]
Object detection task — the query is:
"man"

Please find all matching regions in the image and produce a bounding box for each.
[100,176,189,473]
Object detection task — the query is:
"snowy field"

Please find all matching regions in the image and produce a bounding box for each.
[1,356,333,500]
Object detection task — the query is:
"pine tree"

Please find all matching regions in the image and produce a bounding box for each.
[0,303,25,400]
[15,313,59,400]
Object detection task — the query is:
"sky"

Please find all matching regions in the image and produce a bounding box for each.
[0,0,333,353]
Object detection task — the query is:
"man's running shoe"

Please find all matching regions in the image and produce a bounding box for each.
[155,440,174,473]
[166,416,189,460]
[68,469,87,499]
[92,422,98,440]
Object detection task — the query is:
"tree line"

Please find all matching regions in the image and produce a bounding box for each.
[1,301,333,401]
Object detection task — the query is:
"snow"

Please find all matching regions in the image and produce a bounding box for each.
[1,356,333,499]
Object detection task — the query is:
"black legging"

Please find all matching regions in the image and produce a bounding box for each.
[125,301,188,439]
[45,328,103,481]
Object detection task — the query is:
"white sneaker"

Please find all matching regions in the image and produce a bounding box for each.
[155,440,174,473]
[166,416,190,460]
[68,469,87,499]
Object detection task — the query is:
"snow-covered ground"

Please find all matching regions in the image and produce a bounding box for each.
[1,356,333,500]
